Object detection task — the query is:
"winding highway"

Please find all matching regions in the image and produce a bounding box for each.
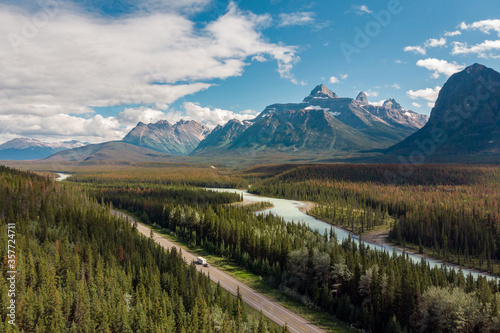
[111,209,327,333]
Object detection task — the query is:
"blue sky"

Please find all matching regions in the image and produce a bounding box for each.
[0,0,499,143]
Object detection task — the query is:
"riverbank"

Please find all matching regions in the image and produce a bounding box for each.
[298,201,316,213]
[230,199,275,213]
[307,211,499,279]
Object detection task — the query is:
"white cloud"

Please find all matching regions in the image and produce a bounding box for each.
[416,58,465,78]
[451,40,500,58]
[425,37,446,48]
[365,90,379,97]
[404,45,426,55]
[0,101,262,144]
[412,102,422,108]
[329,76,340,84]
[0,113,124,144]
[252,54,267,62]
[407,86,441,102]
[137,0,212,14]
[427,102,435,108]
[278,12,315,27]
[369,100,385,107]
[444,30,461,37]
[116,107,170,125]
[183,102,258,127]
[395,59,407,64]
[404,38,446,55]
[389,83,400,90]
[277,11,329,30]
[351,5,372,15]
[330,74,348,84]
[0,2,301,142]
[460,19,500,37]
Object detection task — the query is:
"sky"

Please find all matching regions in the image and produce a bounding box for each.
[0,0,499,144]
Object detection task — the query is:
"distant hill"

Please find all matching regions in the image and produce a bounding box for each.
[122,119,211,155]
[43,141,173,162]
[193,84,428,156]
[387,63,500,160]
[0,138,86,160]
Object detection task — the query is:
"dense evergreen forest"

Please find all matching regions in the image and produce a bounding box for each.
[250,164,500,274]
[80,166,500,333]
[0,166,283,332]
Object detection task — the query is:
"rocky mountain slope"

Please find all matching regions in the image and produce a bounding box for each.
[122,119,211,155]
[387,63,500,158]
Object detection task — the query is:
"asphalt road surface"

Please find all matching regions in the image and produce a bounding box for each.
[111,209,327,333]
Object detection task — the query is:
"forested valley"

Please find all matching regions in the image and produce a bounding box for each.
[0,166,282,332]
[250,164,500,274]
[76,164,500,332]
[2,163,500,332]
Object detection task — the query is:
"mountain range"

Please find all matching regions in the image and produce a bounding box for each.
[192,84,427,155]
[41,84,428,162]
[7,63,500,163]
[0,138,86,160]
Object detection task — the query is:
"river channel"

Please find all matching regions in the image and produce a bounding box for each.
[209,188,497,281]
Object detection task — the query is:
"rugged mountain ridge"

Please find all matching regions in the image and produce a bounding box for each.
[193,119,252,153]
[0,138,86,160]
[387,63,500,157]
[194,84,428,156]
[122,119,211,155]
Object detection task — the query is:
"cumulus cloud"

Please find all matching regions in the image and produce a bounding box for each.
[451,40,500,58]
[0,102,262,144]
[183,102,259,127]
[404,38,446,55]
[364,90,379,97]
[329,76,340,84]
[407,86,441,102]
[0,2,300,142]
[425,37,446,48]
[0,113,124,144]
[329,74,348,84]
[460,19,500,37]
[116,107,170,125]
[454,19,500,59]
[444,30,461,37]
[404,45,426,55]
[412,102,422,108]
[416,58,465,78]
